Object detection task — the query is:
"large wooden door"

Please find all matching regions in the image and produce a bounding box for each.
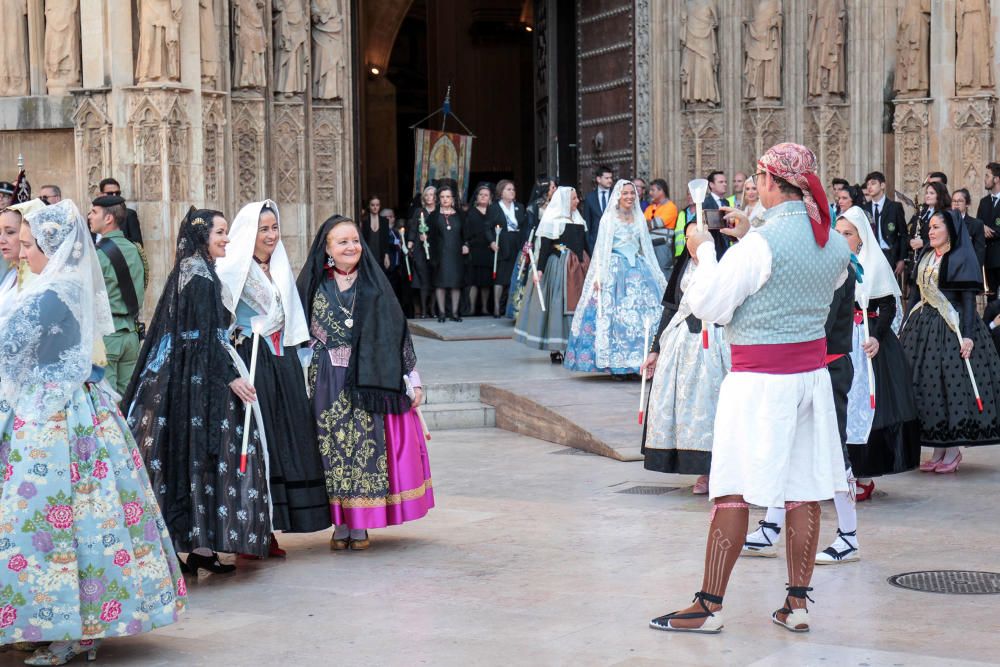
[575,1,636,189]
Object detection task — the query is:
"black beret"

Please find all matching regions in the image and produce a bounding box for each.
[92,194,125,207]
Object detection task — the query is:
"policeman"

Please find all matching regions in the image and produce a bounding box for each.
[87,195,146,395]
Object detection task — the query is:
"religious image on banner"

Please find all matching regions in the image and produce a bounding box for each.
[413,128,474,201]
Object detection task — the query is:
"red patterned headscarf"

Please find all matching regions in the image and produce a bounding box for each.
[757,142,831,247]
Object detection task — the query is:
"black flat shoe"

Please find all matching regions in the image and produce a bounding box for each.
[185,552,237,575]
[437,316,446,323]
[550,351,563,364]
[178,556,190,575]
[450,316,463,322]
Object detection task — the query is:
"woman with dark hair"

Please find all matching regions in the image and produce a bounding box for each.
[406,185,436,318]
[908,181,952,256]
[427,185,466,322]
[834,183,865,214]
[464,183,497,315]
[900,209,1000,472]
[215,200,331,555]
[490,179,528,317]
[124,208,272,573]
[360,195,392,272]
[526,178,557,230]
[297,216,434,551]
[640,220,730,494]
[0,201,185,664]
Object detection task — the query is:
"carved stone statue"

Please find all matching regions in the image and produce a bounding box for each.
[895,0,930,96]
[807,0,846,97]
[135,0,183,83]
[200,0,219,86]
[680,0,720,106]
[0,0,29,96]
[44,0,82,94]
[956,0,994,93]
[743,0,782,102]
[274,0,309,94]
[233,0,267,89]
[312,0,346,99]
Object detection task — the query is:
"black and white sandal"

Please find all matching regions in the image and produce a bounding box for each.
[650,591,724,634]
[815,528,859,564]
[742,520,781,558]
[772,586,813,633]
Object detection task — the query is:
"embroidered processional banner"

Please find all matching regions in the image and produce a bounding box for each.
[412,129,474,201]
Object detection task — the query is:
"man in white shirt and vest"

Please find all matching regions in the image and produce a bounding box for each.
[649,143,850,636]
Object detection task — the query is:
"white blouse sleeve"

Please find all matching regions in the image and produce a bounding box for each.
[685,232,773,325]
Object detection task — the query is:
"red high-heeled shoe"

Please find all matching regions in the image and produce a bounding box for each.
[855,480,875,502]
[268,534,287,558]
[934,452,962,474]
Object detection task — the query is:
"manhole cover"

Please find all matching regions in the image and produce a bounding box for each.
[888,570,1000,594]
[550,447,596,456]
[616,485,682,495]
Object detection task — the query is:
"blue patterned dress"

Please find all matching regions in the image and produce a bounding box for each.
[0,291,185,646]
[564,220,664,374]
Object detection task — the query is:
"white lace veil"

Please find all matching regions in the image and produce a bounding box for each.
[216,200,310,346]
[536,186,586,240]
[570,179,667,368]
[0,200,114,420]
[837,206,901,305]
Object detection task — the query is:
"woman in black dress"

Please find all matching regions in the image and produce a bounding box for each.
[361,195,392,272]
[900,209,1000,472]
[428,185,466,322]
[406,185,436,318]
[124,208,271,572]
[490,179,528,317]
[464,183,496,316]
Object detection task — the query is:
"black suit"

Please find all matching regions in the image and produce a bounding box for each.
[862,198,907,268]
[701,193,725,210]
[960,213,986,273]
[984,299,1000,355]
[976,194,1000,293]
[123,208,143,246]
[583,189,611,251]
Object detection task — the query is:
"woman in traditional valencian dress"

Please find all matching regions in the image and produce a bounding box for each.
[804,206,920,563]
[641,221,730,494]
[124,209,272,573]
[900,209,1000,472]
[564,179,666,376]
[513,186,590,363]
[216,201,331,556]
[507,179,557,319]
[298,216,434,551]
[0,201,185,665]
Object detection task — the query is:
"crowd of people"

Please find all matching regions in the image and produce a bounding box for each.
[2,145,1000,661]
[0,189,433,663]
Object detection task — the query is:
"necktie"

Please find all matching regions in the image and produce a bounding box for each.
[600,191,607,212]
[872,203,880,234]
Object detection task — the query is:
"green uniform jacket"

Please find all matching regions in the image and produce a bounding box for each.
[97,230,146,332]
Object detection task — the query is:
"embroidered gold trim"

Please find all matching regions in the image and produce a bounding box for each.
[330,479,433,509]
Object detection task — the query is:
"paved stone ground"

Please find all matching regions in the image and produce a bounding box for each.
[4,427,997,666]
[4,335,999,666]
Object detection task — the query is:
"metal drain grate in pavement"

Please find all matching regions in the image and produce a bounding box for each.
[550,447,597,456]
[616,485,682,495]
[888,570,1000,595]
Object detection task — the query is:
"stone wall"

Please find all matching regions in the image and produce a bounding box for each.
[0,0,355,312]
[645,0,1000,203]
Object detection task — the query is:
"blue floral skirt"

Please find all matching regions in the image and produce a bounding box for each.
[564,253,663,374]
[0,383,186,645]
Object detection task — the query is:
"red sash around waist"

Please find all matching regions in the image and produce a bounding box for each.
[730,338,828,375]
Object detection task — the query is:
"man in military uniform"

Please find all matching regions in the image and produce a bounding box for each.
[0,181,14,209]
[88,194,146,395]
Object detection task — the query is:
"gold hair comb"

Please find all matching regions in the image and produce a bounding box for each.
[192,217,207,227]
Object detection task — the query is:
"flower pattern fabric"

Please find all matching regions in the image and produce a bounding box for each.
[0,382,185,645]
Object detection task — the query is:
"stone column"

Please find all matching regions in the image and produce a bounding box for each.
[845,0,891,182]
[928,0,956,173]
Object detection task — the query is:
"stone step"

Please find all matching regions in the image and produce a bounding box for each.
[420,401,496,431]
[422,382,482,405]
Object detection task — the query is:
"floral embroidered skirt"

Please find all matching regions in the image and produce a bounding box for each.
[564,252,664,375]
[310,353,434,530]
[0,383,186,645]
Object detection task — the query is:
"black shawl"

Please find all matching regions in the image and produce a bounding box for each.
[297,215,414,415]
[938,209,983,292]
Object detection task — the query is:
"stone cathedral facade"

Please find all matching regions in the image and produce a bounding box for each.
[536,0,1000,213]
[0,0,353,306]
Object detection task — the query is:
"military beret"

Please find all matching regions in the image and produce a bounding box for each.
[92,194,125,207]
